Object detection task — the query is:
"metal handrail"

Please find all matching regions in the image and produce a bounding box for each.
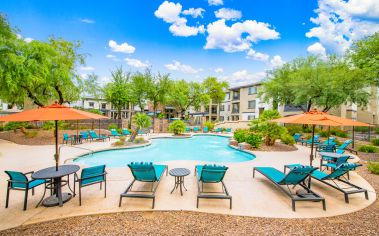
[59,145,95,157]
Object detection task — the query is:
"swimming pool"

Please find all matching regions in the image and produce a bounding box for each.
[74,135,255,167]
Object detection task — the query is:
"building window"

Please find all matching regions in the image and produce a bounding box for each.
[248,100,256,109]
[89,102,94,108]
[248,86,257,95]
[232,103,240,113]
[101,103,106,109]
[248,115,255,120]
[232,91,240,100]
[220,105,225,111]
[219,116,224,121]
[225,93,230,101]
[228,105,230,111]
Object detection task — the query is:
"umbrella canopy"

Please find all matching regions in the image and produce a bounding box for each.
[0,103,108,170]
[272,109,371,165]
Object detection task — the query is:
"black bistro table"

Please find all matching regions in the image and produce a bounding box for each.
[169,168,190,196]
[32,165,80,207]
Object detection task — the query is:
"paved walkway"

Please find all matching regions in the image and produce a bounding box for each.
[0,134,376,231]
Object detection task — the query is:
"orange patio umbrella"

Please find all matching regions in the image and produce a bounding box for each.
[272,109,371,165]
[0,102,108,170]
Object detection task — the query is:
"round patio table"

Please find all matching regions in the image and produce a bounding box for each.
[169,168,190,196]
[32,165,80,207]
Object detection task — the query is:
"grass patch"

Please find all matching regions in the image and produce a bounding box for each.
[358,145,379,153]
[367,162,379,175]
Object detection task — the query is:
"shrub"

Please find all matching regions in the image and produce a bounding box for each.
[358,145,379,153]
[108,124,118,130]
[113,140,125,146]
[0,124,3,132]
[355,126,369,132]
[330,128,348,138]
[134,137,145,144]
[250,110,285,146]
[375,127,379,134]
[204,121,215,131]
[168,120,186,135]
[42,121,68,130]
[302,126,313,133]
[24,131,38,138]
[234,129,249,143]
[281,134,296,145]
[372,138,379,146]
[4,122,27,131]
[157,113,166,119]
[245,133,262,149]
[318,130,329,137]
[286,126,302,135]
[367,162,379,175]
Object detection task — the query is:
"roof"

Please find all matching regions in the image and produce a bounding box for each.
[229,82,262,91]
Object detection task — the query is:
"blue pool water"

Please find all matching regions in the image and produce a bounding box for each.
[74,135,255,167]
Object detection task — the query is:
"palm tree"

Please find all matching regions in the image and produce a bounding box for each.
[129,112,152,142]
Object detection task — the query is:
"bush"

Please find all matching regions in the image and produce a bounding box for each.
[330,128,348,138]
[281,134,296,145]
[355,126,370,132]
[358,145,379,153]
[318,130,329,137]
[250,110,285,146]
[134,137,145,144]
[234,129,249,143]
[0,124,3,132]
[157,113,166,119]
[168,120,186,135]
[24,131,38,138]
[4,122,27,131]
[372,138,379,146]
[108,124,118,130]
[204,121,215,131]
[302,126,313,133]
[286,126,302,135]
[375,127,379,134]
[245,133,262,149]
[367,162,379,175]
[42,121,69,130]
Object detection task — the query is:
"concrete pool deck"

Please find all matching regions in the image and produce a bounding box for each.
[0,134,376,231]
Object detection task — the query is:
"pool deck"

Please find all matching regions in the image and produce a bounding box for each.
[0,133,376,231]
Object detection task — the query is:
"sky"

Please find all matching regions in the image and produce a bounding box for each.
[1,0,379,87]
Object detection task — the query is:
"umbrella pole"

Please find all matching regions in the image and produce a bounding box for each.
[327,126,330,145]
[98,119,101,135]
[76,120,79,136]
[352,126,355,149]
[54,120,59,171]
[310,124,316,166]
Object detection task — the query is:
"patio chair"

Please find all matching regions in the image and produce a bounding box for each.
[203,127,209,133]
[193,127,199,132]
[336,149,345,154]
[214,127,222,133]
[119,162,168,209]
[253,165,325,211]
[89,130,110,142]
[225,128,232,133]
[63,133,72,144]
[80,131,91,142]
[336,139,357,154]
[185,127,191,133]
[5,170,48,210]
[110,128,122,137]
[299,134,320,146]
[309,163,368,203]
[122,128,131,135]
[317,144,336,153]
[74,165,107,206]
[321,154,350,171]
[293,133,302,143]
[195,164,232,209]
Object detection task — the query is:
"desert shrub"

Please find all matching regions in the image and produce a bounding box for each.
[0,124,3,132]
[250,110,286,146]
[234,129,249,143]
[318,130,329,137]
[367,162,379,175]
[302,126,312,133]
[108,124,118,130]
[286,126,302,135]
[330,128,348,138]
[168,120,186,135]
[134,137,145,144]
[355,126,370,132]
[4,122,27,131]
[24,131,38,138]
[281,134,296,145]
[113,140,124,146]
[157,113,166,119]
[371,138,379,146]
[358,145,378,153]
[42,121,69,130]
[375,127,379,134]
[245,133,262,149]
[204,121,215,131]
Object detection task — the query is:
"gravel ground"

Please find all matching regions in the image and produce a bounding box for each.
[2,154,378,236]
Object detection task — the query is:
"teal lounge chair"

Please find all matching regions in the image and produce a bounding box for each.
[309,163,368,203]
[317,144,336,153]
[321,155,350,170]
[293,133,302,143]
[193,127,199,132]
[225,128,232,133]
[119,162,167,209]
[122,128,131,135]
[89,130,110,142]
[74,165,107,206]
[299,134,320,146]
[214,127,222,133]
[110,129,122,137]
[185,127,191,133]
[253,165,325,211]
[195,164,232,209]
[336,149,345,154]
[63,133,72,144]
[203,127,209,133]
[80,131,90,142]
[5,171,48,210]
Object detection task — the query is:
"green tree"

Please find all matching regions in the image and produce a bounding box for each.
[168,80,210,117]
[130,69,151,111]
[203,76,229,120]
[129,112,151,142]
[82,73,101,100]
[146,73,172,123]
[103,67,131,127]
[168,120,186,135]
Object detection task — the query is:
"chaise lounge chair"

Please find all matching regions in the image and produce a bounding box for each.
[193,127,199,133]
[253,165,326,211]
[63,133,72,144]
[225,128,232,133]
[185,127,191,133]
[293,133,302,143]
[214,127,222,133]
[119,162,168,209]
[80,131,91,142]
[110,128,122,137]
[122,128,131,136]
[203,127,209,133]
[89,130,110,142]
[195,164,232,209]
[299,134,320,146]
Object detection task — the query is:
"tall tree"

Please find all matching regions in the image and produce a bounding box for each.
[203,76,229,120]
[129,69,151,112]
[146,73,172,122]
[81,73,102,100]
[103,67,131,127]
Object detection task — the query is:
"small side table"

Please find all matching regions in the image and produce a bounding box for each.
[169,168,190,196]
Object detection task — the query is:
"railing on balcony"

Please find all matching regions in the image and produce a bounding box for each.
[232,109,239,114]
[232,95,240,100]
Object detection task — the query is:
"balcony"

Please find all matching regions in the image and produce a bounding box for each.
[232,109,239,114]
[232,95,240,101]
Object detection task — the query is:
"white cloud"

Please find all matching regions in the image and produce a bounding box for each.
[108,40,135,54]
[80,18,95,24]
[165,60,199,74]
[215,8,242,21]
[208,0,223,6]
[306,0,379,54]
[221,70,266,86]
[182,8,205,18]
[204,19,280,53]
[106,54,116,58]
[214,67,224,73]
[125,58,150,68]
[155,1,205,37]
[246,49,269,62]
[270,55,285,68]
[307,42,327,59]
[24,37,33,43]
[80,66,95,71]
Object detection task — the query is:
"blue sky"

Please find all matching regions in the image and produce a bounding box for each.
[1,0,379,86]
